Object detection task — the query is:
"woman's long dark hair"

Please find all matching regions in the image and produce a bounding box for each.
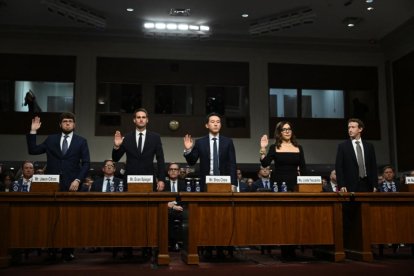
[273,121,299,149]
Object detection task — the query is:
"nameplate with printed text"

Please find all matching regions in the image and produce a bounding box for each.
[297,176,322,184]
[206,175,231,184]
[32,174,60,183]
[406,177,414,184]
[127,175,153,183]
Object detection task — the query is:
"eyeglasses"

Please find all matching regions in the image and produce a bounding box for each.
[281,128,292,132]
[61,119,74,123]
[169,168,179,171]
[135,116,147,119]
[104,165,115,168]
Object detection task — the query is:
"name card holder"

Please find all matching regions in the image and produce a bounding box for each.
[31,174,60,192]
[403,176,414,192]
[127,175,153,192]
[295,176,322,193]
[206,176,232,192]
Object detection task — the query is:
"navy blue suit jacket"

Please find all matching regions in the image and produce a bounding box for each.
[11,178,31,192]
[90,177,123,192]
[27,133,90,191]
[335,139,377,192]
[112,130,165,187]
[184,135,237,191]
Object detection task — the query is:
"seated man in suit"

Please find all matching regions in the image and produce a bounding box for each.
[90,160,123,192]
[251,166,273,192]
[12,161,35,192]
[322,170,338,192]
[164,162,186,251]
[377,165,399,192]
[235,168,249,192]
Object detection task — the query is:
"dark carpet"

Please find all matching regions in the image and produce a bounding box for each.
[1,246,413,276]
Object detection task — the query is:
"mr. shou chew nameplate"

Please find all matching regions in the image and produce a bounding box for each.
[206,175,231,184]
[32,174,60,183]
[406,176,414,184]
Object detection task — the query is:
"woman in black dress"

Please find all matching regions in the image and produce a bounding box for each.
[259,121,306,192]
[259,121,306,260]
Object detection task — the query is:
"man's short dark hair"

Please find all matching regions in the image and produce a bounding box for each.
[381,165,395,174]
[59,112,76,123]
[348,118,364,129]
[205,112,222,124]
[103,159,115,167]
[133,108,148,118]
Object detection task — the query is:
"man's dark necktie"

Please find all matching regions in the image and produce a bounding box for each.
[355,141,366,177]
[264,180,269,189]
[62,135,69,155]
[212,137,219,175]
[171,181,176,192]
[138,133,143,154]
[106,178,111,192]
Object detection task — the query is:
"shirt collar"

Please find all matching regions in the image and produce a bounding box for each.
[136,129,147,136]
[209,133,219,140]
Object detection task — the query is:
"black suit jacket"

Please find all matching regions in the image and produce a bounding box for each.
[164,179,186,192]
[251,179,273,192]
[90,176,123,192]
[335,139,377,192]
[112,130,166,186]
[27,133,90,191]
[322,181,338,192]
[184,135,237,191]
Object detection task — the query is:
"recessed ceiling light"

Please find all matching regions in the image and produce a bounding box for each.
[126,8,134,12]
[367,6,374,11]
[241,14,249,18]
[365,0,374,3]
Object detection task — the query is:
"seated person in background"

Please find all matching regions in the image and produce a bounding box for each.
[236,168,249,192]
[378,165,399,192]
[90,160,123,192]
[323,170,338,192]
[12,161,35,192]
[246,178,254,189]
[251,166,273,192]
[164,162,186,251]
[0,170,15,192]
[82,175,94,192]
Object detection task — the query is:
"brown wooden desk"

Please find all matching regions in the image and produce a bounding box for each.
[0,192,175,267]
[343,192,414,261]
[180,193,346,264]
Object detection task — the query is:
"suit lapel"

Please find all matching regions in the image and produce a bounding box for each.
[347,139,358,166]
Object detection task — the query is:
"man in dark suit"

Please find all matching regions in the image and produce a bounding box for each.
[322,169,338,192]
[236,168,249,192]
[90,159,123,192]
[27,113,90,193]
[164,162,186,251]
[11,161,34,192]
[183,112,237,192]
[335,118,377,192]
[112,108,166,191]
[251,166,273,192]
[26,112,90,261]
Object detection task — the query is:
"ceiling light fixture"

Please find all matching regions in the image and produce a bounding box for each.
[143,21,210,38]
[342,17,363,28]
[126,8,134,12]
[249,7,316,35]
[241,14,249,18]
[41,0,106,28]
[367,6,374,11]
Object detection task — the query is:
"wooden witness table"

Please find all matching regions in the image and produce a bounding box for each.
[343,192,414,261]
[180,192,346,264]
[0,192,175,267]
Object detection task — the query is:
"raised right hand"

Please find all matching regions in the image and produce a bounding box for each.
[31,116,42,132]
[183,134,194,150]
[260,134,269,149]
[114,131,124,147]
